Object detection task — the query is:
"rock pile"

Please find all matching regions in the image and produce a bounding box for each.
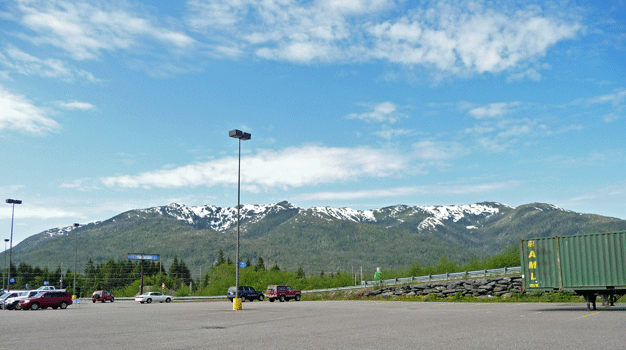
[363,276,523,298]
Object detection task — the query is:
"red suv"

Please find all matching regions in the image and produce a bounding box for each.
[92,290,114,303]
[19,291,73,310]
[266,285,301,302]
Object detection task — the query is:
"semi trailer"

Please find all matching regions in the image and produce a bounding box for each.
[520,231,626,311]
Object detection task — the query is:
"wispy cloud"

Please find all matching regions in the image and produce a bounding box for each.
[0,45,100,82]
[346,101,405,124]
[0,84,60,135]
[13,0,194,61]
[467,102,522,119]
[186,0,581,76]
[297,180,523,201]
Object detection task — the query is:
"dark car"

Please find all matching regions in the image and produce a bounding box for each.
[92,290,114,303]
[19,291,73,310]
[227,286,265,302]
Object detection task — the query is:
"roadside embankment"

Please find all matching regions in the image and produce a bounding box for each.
[362,276,523,298]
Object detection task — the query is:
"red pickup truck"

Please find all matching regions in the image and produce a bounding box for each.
[266,285,301,302]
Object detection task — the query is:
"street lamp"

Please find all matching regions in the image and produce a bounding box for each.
[3,238,8,291]
[6,199,22,293]
[73,223,79,297]
[228,129,251,311]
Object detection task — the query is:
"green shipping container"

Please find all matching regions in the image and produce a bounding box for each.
[520,231,626,302]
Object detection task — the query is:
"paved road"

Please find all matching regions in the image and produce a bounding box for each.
[1,300,625,349]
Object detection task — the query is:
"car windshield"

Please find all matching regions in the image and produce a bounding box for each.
[33,292,45,298]
[1,292,9,298]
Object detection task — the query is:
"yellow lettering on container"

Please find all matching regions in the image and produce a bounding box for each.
[528,240,535,247]
[528,250,536,258]
[528,261,537,269]
[529,284,538,288]
[531,273,537,280]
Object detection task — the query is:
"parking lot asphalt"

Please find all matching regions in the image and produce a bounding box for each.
[1,300,625,350]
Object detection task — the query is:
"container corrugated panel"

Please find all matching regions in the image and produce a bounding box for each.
[521,231,626,292]
[520,237,561,291]
[559,231,626,290]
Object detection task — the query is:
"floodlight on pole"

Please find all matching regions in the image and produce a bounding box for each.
[73,223,80,297]
[3,238,8,291]
[229,129,251,311]
[6,199,22,293]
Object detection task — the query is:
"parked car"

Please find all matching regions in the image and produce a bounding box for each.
[19,291,73,310]
[227,286,265,302]
[3,290,38,310]
[92,290,114,303]
[265,285,301,302]
[0,291,24,308]
[135,292,172,304]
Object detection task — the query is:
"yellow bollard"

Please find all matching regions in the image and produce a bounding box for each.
[232,298,242,311]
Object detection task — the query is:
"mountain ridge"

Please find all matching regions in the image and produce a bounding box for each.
[6,201,626,274]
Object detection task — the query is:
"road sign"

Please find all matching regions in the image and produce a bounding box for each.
[126,253,160,261]
[239,261,247,268]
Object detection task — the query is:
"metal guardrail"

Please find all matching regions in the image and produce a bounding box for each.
[86,266,521,301]
[361,266,522,287]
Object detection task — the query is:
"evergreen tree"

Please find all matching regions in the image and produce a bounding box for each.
[255,257,265,272]
[295,266,305,279]
[216,250,226,265]
[169,257,180,279]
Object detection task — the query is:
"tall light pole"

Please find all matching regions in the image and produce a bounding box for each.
[73,223,79,297]
[6,199,22,293]
[229,129,250,311]
[3,238,8,291]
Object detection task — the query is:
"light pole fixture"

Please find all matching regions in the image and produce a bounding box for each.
[6,199,22,293]
[228,129,251,311]
[3,238,8,291]
[73,223,79,297]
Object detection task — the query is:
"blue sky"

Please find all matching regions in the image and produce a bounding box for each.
[1,0,625,245]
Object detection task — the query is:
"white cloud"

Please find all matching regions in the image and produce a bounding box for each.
[0,204,83,220]
[57,101,94,110]
[374,126,413,139]
[298,180,522,201]
[588,89,626,106]
[186,0,581,76]
[346,101,405,123]
[14,0,194,61]
[0,84,61,135]
[467,102,521,119]
[101,145,409,189]
[0,45,101,82]
[412,140,463,160]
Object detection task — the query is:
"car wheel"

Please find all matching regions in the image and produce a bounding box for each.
[279,295,285,302]
[111,298,114,303]
[228,298,233,302]
[165,298,171,303]
[295,294,301,301]
[146,298,152,304]
[30,303,40,311]
[15,304,22,310]
[60,302,68,309]
[258,295,264,301]
[269,298,275,302]
[92,299,96,303]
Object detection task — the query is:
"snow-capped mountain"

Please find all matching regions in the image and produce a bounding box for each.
[11,201,626,272]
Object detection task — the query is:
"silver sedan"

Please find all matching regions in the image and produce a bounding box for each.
[134,292,172,304]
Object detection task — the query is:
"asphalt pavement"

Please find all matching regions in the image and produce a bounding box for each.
[1,300,625,349]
